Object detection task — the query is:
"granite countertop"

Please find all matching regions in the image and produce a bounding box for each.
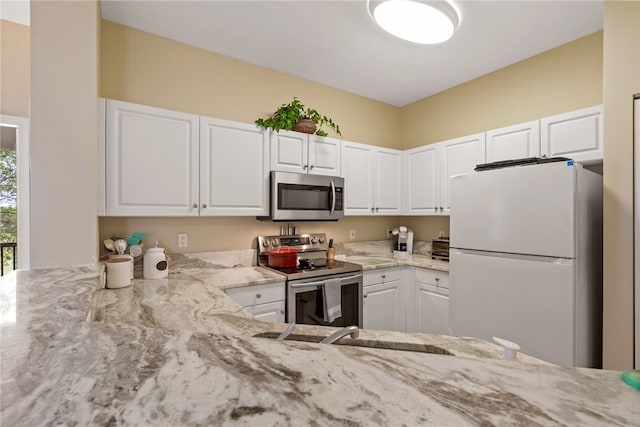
[1,251,638,426]
[334,240,450,271]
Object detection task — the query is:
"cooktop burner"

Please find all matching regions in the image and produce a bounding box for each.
[262,259,362,281]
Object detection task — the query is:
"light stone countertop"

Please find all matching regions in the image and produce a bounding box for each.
[1,251,638,426]
[334,240,450,272]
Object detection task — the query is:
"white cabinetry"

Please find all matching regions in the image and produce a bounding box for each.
[225,281,286,323]
[101,99,269,216]
[105,99,200,216]
[486,120,540,162]
[405,133,485,216]
[342,141,404,216]
[410,268,450,335]
[270,130,341,176]
[540,105,603,163]
[199,117,269,216]
[363,268,406,332]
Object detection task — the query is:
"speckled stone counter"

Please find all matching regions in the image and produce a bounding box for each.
[334,240,450,271]
[1,254,638,425]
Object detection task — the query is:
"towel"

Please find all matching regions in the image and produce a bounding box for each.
[323,278,342,323]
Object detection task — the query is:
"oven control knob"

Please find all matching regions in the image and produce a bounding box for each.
[318,236,325,244]
[262,240,269,248]
[271,238,280,247]
[310,236,317,244]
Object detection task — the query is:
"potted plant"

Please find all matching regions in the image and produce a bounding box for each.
[255,97,342,137]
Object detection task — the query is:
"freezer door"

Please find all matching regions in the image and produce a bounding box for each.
[450,162,575,258]
[449,250,578,366]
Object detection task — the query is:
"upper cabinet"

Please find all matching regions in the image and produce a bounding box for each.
[104,99,200,216]
[486,120,540,162]
[540,105,603,164]
[342,141,403,216]
[439,132,486,215]
[199,117,269,216]
[100,99,269,216]
[405,144,439,215]
[270,130,341,177]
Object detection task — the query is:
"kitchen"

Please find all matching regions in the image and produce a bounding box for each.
[1,0,639,425]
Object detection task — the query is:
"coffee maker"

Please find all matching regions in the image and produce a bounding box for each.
[392,226,414,256]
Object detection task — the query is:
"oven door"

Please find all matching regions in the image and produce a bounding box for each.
[287,272,363,327]
[269,171,344,221]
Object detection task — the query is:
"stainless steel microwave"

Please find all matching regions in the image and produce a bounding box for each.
[258,171,345,221]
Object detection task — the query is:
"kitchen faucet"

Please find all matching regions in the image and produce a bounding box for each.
[320,325,359,344]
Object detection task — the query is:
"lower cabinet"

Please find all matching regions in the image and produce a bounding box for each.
[225,281,286,323]
[363,267,406,332]
[409,268,450,335]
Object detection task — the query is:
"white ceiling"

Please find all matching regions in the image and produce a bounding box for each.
[4,1,604,107]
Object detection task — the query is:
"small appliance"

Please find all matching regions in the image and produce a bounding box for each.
[392,226,414,255]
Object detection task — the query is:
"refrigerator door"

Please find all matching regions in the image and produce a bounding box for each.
[449,249,577,366]
[450,162,575,258]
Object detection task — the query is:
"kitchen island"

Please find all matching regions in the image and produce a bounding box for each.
[0,255,637,425]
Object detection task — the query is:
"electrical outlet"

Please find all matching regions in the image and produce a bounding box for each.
[349,229,356,240]
[386,229,393,238]
[178,233,188,248]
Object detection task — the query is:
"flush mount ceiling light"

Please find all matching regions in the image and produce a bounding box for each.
[368,0,460,44]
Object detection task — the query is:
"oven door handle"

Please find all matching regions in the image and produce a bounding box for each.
[289,274,362,288]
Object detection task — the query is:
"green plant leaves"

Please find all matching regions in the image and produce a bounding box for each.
[254,97,342,136]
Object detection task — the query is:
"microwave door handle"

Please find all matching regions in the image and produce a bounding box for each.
[330,181,336,215]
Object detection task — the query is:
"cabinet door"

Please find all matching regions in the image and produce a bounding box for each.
[405,145,439,215]
[363,280,403,331]
[415,282,449,335]
[540,105,603,163]
[374,148,404,215]
[440,133,486,215]
[486,120,540,162]
[105,100,199,216]
[342,141,375,215]
[308,135,341,176]
[199,117,269,216]
[245,301,285,323]
[270,130,308,174]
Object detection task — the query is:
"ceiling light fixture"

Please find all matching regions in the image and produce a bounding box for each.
[368,0,460,45]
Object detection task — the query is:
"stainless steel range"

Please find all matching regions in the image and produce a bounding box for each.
[258,233,363,327]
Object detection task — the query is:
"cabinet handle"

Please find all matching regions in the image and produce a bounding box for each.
[376,207,379,212]
[371,207,375,213]
[435,277,440,282]
[192,203,198,208]
[381,274,386,279]
[280,310,284,314]
[303,165,308,170]
[256,293,262,298]
[439,207,443,211]
[363,295,368,298]
[202,203,207,209]
[434,207,438,212]
[309,165,315,170]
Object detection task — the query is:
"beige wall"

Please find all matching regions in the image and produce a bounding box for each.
[1,19,30,117]
[401,31,603,148]
[30,1,99,268]
[100,20,400,148]
[602,1,640,370]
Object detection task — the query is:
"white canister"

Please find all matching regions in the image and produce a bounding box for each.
[144,247,168,279]
[104,258,132,289]
[108,254,134,279]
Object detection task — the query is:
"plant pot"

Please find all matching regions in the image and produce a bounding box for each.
[293,119,317,134]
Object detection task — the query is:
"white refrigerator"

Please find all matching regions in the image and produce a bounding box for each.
[449,160,603,368]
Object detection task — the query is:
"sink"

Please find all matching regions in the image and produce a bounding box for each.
[253,332,453,355]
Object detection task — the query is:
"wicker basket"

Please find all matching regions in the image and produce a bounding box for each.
[293,119,317,134]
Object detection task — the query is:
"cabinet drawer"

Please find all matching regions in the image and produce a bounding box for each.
[226,281,285,307]
[415,268,449,289]
[245,301,285,323]
[364,267,404,286]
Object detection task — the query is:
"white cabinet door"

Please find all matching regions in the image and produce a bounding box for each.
[105,99,199,216]
[405,144,439,215]
[308,135,341,176]
[374,148,404,215]
[270,130,308,174]
[486,120,540,162]
[245,301,286,323]
[415,282,449,335]
[440,132,486,215]
[363,280,403,331]
[541,105,603,163]
[199,117,269,216]
[342,140,375,215]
